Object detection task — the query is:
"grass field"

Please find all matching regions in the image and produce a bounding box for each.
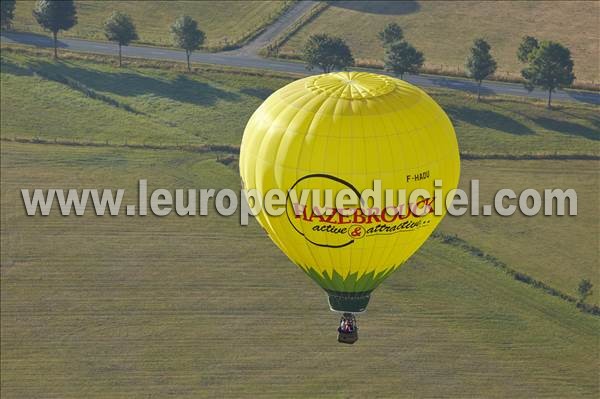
[2,46,598,155]
[1,40,599,397]
[0,46,288,146]
[440,160,600,305]
[280,1,600,85]
[1,141,598,398]
[10,0,291,50]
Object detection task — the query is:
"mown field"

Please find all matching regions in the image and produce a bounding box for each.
[0,46,288,146]
[2,46,598,155]
[1,41,599,397]
[10,0,291,50]
[280,0,600,85]
[1,141,598,398]
[440,160,600,305]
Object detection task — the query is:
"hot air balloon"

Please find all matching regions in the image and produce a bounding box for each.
[239,71,460,344]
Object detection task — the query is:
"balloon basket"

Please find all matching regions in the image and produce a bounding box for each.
[337,313,359,345]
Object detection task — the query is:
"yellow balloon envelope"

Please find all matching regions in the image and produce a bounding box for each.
[240,71,460,313]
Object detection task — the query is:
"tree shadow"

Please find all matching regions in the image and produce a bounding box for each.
[564,90,600,106]
[489,101,600,140]
[0,57,34,77]
[445,105,535,135]
[240,87,274,100]
[1,31,67,48]
[530,117,599,141]
[328,0,420,15]
[428,76,496,96]
[26,59,240,106]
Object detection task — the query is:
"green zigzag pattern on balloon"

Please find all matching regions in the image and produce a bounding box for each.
[301,265,398,293]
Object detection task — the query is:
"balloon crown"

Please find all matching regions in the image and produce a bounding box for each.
[306,71,410,100]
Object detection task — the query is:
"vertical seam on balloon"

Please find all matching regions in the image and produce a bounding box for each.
[254,86,307,272]
[382,85,433,275]
[400,90,425,268]
[323,97,341,285]
[375,87,411,276]
[275,88,322,273]
[377,91,409,284]
[376,95,402,283]
[348,99,373,292]
[297,93,337,289]
[409,96,449,267]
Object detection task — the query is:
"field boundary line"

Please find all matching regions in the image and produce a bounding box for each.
[1,137,240,154]
[3,137,599,160]
[433,231,600,316]
[460,153,600,161]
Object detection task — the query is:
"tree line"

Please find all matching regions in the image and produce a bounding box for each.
[1,1,576,108]
[303,22,575,108]
[0,0,205,71]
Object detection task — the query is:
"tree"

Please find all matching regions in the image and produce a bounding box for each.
[521,41,575,109]
[103,11,138,67]
[171,15,205,72]
[517,35,539,63]
[378,22,403,47]
[577,279,593,303]
[384,41,424,80]
[1,0,16,30]
[466,38,497,101]
[33,0,77,58]
[302,34,354,73]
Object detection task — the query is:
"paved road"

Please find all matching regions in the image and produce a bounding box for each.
[2,31,599,105]
[228,0,316,57]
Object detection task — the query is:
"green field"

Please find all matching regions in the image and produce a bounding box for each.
[2,46,598,155]
[0,46,289,146]
[280,1,600,85]
[10,0,290,50]
[440,160,600,305]
[1,141,598,398]
[1,40,599,397]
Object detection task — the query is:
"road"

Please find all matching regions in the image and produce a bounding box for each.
[228,0,317,57]
[1,31,599,105]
